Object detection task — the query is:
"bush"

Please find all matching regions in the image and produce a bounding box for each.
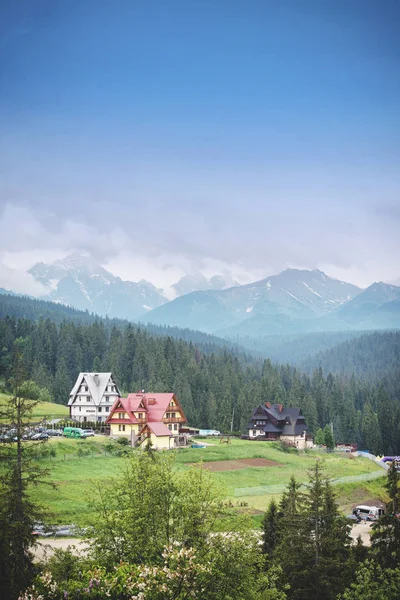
[116,436,129,446]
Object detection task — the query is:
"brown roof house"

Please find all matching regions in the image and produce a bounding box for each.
[246,402,312,449]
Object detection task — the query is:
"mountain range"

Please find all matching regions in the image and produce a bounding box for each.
[19,254,400,336]
[29,254,167,320]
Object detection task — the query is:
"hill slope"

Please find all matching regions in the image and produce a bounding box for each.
[304,330,400,384]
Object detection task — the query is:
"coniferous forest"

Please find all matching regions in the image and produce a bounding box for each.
[0,294,399,454]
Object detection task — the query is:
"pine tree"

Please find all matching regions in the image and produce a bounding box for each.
[0,353,51,599]
[53,357,71,405]
[371,463,400,568]
[361,403,381,454]
[323,424,335,452]
[304,462,351,599]
[262,498,280,558]
[314,428,325,446]
[274,477,309,598]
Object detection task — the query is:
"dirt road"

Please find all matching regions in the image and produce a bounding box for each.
[33,538,90,561]
[34,521,372,562]
[349,521,372,546]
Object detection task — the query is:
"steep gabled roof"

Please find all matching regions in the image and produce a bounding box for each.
[106,396,138,423]
[106,392,187,426]
[247,403,308,435]
[68,372,120,406]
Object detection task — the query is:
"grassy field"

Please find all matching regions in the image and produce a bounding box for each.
[28,437,388,526]
[0,392,69,422]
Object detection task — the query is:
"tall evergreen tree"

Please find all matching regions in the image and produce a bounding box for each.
[0,353,50,599]
[262,498,280,558]
[371,462,400,568]
[323,424,335,452]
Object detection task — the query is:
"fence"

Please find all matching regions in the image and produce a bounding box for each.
[234,469,386,497]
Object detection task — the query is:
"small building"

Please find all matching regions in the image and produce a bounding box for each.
[68,373,120,423]
[246,402,312,449]
[106,392,187,449]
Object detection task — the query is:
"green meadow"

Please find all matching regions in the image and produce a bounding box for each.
[0,393,69,422]
[27,437,387,526]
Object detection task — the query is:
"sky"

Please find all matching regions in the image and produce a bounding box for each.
[0,0,399,295]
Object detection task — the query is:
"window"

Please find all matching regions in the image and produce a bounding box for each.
[122,424,125,432]
[166,412,170,418]
[138,413,143,419]
[118,412,124,419]
[79,407,81,412]
[253,430,256,436]
[119,424,122,431]
[105,406,109,412]
[98,407,102,413]
[85,386,88,392]
[87,396,90,402]
[174,424,177,431]
[172,412,176,418]
[168,424,172,430]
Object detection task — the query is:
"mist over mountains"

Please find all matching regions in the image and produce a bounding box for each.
[5,253,400,337]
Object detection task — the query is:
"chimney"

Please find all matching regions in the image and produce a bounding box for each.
[265,402,271,409]
[94,374,100,386]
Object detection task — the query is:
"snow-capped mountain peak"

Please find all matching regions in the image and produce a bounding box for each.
[29,253,167,320]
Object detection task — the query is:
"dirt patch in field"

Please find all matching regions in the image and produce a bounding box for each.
[191,458,283,472]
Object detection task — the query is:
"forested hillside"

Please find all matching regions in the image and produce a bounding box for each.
[304,331,400,386]
[1,301,400,453]
[0,293,246,356]
[230,330,367,364]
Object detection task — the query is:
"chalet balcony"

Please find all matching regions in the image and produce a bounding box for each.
[163,416,186,424]
[135,418,147,424]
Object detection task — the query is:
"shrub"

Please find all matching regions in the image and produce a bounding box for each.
[116,436,129,446]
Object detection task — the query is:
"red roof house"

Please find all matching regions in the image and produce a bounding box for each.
[106,392,186,449]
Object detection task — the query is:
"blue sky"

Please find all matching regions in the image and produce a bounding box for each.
[0,0,399,292]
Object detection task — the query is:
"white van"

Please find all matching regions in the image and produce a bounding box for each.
[353,505,384,521]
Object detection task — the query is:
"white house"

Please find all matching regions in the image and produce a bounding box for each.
[68,373,121,423]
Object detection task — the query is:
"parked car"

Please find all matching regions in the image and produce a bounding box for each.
[45,429,63,437]
[82,429,95,437]
[31,432,49,441]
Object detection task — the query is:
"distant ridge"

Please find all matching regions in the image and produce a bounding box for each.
[142,268,363,334]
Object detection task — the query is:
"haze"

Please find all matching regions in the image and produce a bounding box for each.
[1,0,399,295]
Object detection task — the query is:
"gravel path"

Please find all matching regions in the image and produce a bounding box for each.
[33,538,90,561]
[33,521,372,562]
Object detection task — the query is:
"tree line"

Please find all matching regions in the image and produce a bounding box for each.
[0,300,400,453]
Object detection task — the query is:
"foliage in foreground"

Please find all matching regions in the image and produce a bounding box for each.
[262,463,352,600]
[20,541,288,600]
[371,461,400,568]
[338,560,400,600]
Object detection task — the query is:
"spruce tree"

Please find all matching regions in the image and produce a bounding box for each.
[304,462,351,599]
[371,462,400,568]
[323,424,335,452]
[262,498,280,558]
[0,353,51,599]
[314,428,325,446]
